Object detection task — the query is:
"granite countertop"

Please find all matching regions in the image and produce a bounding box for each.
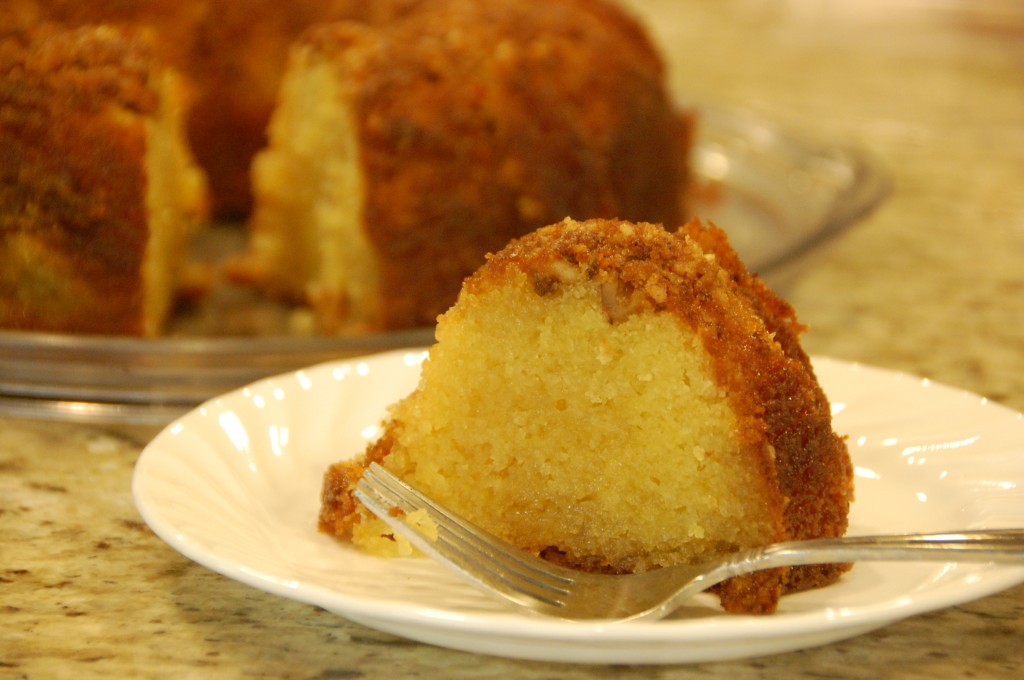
[3,1,1023,677]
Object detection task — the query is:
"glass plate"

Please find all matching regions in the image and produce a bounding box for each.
[0,106,889,425]
[131,351,1024,665]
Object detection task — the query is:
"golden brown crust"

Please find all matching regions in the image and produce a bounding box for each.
[284,0,686,330]
[6,0,424,216]
[1,23,208,335]
[1,26,157,334]
[181,1,423,216]
[319,427,395,537]
[9,1,687,225]
[679,219,854,595]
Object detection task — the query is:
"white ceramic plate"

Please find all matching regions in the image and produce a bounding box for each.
[132,350,1024,664]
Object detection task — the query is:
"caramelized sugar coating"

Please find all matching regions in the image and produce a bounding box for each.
[241,0,690,332]
[0,25,207,335]
[320,217,853,614]
[6,0,423,216]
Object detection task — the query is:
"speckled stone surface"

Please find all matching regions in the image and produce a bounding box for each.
[3,1,1023,678]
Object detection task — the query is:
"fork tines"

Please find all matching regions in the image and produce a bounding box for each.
[355,462,574,609]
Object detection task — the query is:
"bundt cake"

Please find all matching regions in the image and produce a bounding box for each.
[0,25,208,336]
[319,217,854,614]
[235,0,692,332]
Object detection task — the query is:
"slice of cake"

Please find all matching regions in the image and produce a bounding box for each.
[0,25,208,336]
[320,217,854,614]
[234,0,691,333]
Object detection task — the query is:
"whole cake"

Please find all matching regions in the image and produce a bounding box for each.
[234,0,692,332]
[0,25,208,336]
[320,217,854,614]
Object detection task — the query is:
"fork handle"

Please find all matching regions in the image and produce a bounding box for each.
[644,529,1024,623]
[746,529,1024,572]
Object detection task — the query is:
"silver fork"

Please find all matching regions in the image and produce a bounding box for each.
[354,462,1024,622]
